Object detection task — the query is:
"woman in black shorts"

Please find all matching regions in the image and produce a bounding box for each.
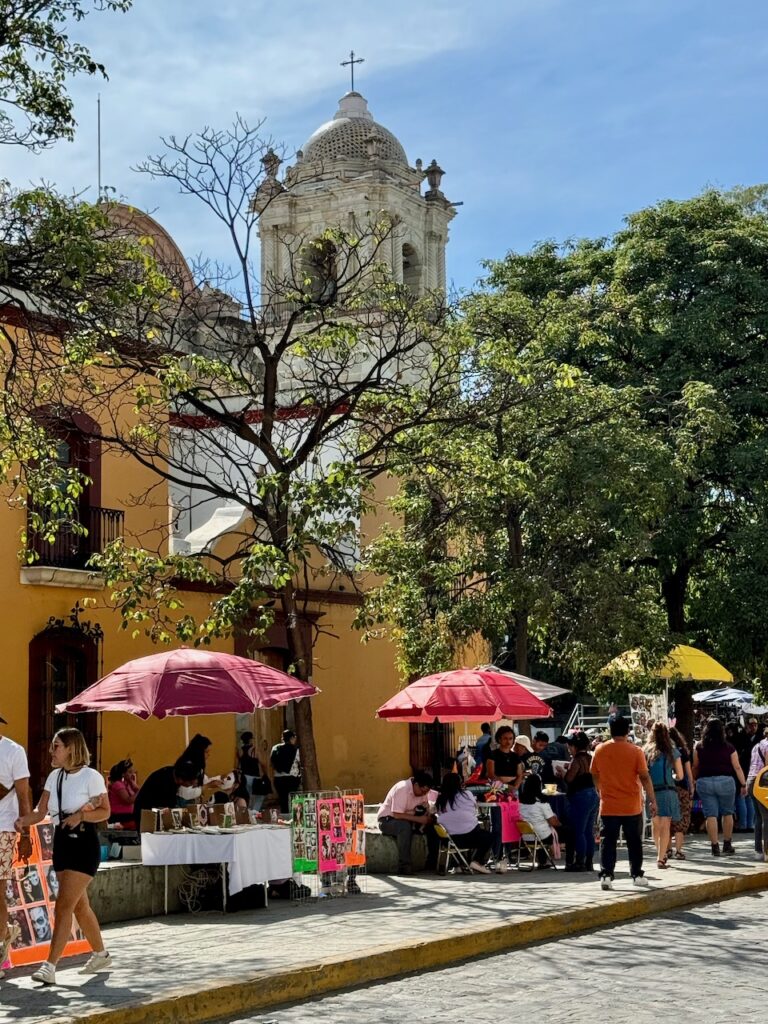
[16,728,112,985]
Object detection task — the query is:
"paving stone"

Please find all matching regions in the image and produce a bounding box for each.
[0,835,763,1024]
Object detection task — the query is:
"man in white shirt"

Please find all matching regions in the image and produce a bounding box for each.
[377,770,436,874]
[0,715,32,974]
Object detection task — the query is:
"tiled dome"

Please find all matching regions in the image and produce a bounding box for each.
[301,92,408,165]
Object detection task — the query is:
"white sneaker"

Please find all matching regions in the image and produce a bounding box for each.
[470,860,492,874]
[633,875,650,888]
[600,876,613,890]
[32,961,56,985]
[755,851,765,861]
[494,860,508,874]
[79,951,113,974]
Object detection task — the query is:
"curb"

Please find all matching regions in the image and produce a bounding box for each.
[66,868,768,1024]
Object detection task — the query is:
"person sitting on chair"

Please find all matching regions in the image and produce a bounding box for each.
[435,772,493,874]
[377,770,437,875]
[518,774,559,868]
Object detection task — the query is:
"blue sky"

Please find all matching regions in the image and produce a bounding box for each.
[4,0,768,293]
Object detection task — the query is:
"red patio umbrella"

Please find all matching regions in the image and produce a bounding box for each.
[376,668,553,723]
[56,648,318,741]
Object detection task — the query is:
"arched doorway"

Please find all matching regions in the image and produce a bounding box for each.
[28,608,102,793]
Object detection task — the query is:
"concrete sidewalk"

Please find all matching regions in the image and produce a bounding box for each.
[2,836,766,1024]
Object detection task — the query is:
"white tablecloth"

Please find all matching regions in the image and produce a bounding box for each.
[141,826,292,895]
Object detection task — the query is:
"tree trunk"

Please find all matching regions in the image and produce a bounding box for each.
[507,508,529,675]
[280,582,321,790]
[515,612,529,676]
[662,561,694,744]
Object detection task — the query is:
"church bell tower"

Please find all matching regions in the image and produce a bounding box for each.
[253,89,455,301]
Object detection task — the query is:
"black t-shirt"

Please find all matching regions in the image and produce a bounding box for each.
[487,748,522,780]
[526,753,547,777]
[134,766,179,817]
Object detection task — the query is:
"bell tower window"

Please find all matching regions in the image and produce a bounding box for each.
[402,243,421,294]
[303,238,338,303]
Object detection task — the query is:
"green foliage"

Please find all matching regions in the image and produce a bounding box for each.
[0,1,132,149]
[362,189,768,701]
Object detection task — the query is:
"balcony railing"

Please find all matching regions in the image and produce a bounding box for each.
[27,505,124,570]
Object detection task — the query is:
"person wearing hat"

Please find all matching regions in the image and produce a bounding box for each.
[0,713,32,978]
[514,734,534,767]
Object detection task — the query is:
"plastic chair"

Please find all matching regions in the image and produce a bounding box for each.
[434,822,473,875]
[514,820,558,871]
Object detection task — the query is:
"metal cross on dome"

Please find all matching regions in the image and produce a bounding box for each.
[341,50,365,91]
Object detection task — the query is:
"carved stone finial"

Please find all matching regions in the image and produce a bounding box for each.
[424,159,445,195]
[366,134,382,160]
[261,148,282,180]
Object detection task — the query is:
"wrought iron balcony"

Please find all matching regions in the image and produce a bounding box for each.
[27,505,124,570]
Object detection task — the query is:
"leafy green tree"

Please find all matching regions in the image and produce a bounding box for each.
[0,1,132,149]
[359,261,667,689]
[364,191,768,734]
[0,121,462,788]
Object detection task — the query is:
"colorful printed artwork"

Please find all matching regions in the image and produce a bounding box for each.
[317,797,346,872]
[343,794,365,867]
[291,793,367,875]
[291,796,318,873]
[6,821,91,968]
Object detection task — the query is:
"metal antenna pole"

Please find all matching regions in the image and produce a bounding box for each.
[97,93,102,200]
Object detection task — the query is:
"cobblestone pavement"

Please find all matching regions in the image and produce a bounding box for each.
[0,835,763,1023]
[226,890,768,1024]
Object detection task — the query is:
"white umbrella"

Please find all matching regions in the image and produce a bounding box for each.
[693,686,753,705]
[742,703,768,716]
[477,665,570,701]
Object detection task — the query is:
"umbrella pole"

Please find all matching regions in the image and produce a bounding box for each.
[184,716,190,747]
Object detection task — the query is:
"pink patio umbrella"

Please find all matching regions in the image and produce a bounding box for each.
[376,668,553,723]
[57,647,319,742]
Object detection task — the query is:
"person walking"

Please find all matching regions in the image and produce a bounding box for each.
[693,717,747,857]
[270,730,301,813]
[726,722,753,832]
[564,731,598,872]
[16,728,111,985]
[746,732,768,861]
[644,723,682,869]
[591,716,656,890]
[668,727,694,860]
[0,715,32,979]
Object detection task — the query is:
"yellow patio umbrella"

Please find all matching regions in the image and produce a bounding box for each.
[601,644,733,683]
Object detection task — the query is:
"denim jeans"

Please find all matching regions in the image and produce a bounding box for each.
[568,787,599,862]
[696,775,736,818]
[736,790,754,830]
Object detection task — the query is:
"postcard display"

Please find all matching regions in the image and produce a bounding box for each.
[290,791,366,898]
[629,693,669,743]
[2,821,90,969]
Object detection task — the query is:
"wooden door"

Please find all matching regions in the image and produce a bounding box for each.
[28,630,99,795]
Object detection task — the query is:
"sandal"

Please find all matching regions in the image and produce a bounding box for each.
[657,858,668,869]
[674,851,686,860]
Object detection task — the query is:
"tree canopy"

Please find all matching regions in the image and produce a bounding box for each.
[0,1,131,149]
[362,191,768,717]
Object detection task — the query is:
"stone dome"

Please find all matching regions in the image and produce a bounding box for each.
[301,92,408,165]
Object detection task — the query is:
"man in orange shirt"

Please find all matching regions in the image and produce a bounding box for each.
[591,716,657,891]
